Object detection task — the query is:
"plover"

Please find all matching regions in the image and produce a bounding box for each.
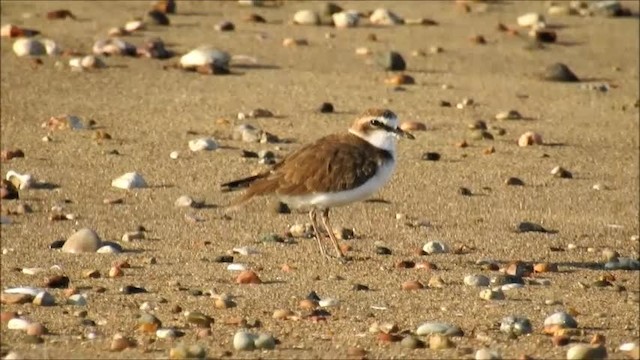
[221,108,414,260]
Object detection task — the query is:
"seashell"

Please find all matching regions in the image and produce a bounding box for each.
[46,9,76,20]
[153,0,176,14]
[319,298,340,307]
[385,74,415,85]
[518,131,543,147]
[92,38,137,56]
[156,328,178,339]
[107,27,128,37]
[33,291,55,306]
[369,8,404,25]
[80,55,106,69]
[355,47,371,55]
[227,263,247,271]
[5,170,34,190]
[137,37,172,59]
[332,10,360,28]
[124,20,146,33]
[43,114,85,130]
[7,318,30,330]
[41,39,62,55]
[188,137,218,152]
[399,121,426,132]
[517,12,545,27]
[292,10,320,25]
[236,270,262,284]
[111,172,147,189]
[180,46,230,72]
[3,287,41,296]
[282,38,308,47]
[12,38,46,57]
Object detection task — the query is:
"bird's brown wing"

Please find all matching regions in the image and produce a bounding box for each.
[231,134,392,205]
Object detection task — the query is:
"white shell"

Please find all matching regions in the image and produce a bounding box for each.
[169,151,179,159]
[33,291,56,306]
[369,8,404,25]
[111,172,147,189]
[517,12,545,27]
[80,55,106,69]
[7,318,30,331]
[179,46,230,69]
[319,298,340,307]
[332,11,360,28]
[97,245,121,254]
[67,294,87,306]
[619,342,638,352]
[5,170,34,190]
[156,328,178,339]
[124,20,145,32]
[518,131,543,147]
[226,263,248,271]
[21,267,45,275]
[12,38,45,56]
[232,246,259,256]
[41,39,62,55]
[4,287,41,296]
[188,137,218,152]
[292,10,320,25]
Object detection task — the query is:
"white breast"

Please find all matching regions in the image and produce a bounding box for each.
[279,159,396,210]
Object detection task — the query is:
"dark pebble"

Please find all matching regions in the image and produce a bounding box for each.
[214,255,234,263]
[352,284,370,291]
[517,221,555,233]
[543,63,580,82]
[148,10,170,25]
[310,309,331,317]
[439,100,451,107]
[241,150,259,158]
[535,30,557,43]
[323,2,343,16]
[492,275,525,285]
[49,239,66,249]
[421,152,441,161]
[80,319,96,327]
[319,102,334,113]
[45,275,69,288]
[261,234,284,243]
[120,285,147,294]
[458,187,472,196]
[306,291,321,302]
[215,21,235,31]
[375,246,392,255]
[190,290,203,296]
[376,51,406,71]
[23,335,44,344]
[505,177,525,186]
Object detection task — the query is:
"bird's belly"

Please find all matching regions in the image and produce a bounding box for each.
[279,161,396,209]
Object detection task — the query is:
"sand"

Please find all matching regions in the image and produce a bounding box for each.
[1,1,639,359]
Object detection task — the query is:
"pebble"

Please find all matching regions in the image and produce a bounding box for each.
[375,246,392,255]
[545,311,578,328]
[505,177,525,186]
[110,334,133,352]
[67,294,87,306]
[6,170,35,189]
[369,8,404,25]
[332,11,360,28]
[283,38,308,47]
[215,20,235,32]
[551,166,573,179]
[97,243,122,254]
[566,344,607,359]
[319,102,334,113]
[422,152,441,161]
[189,137,218,152]
[479,288,505,301]
[423,241,449,254]
[233,330,256,351]
[112,172,147,189]
[12,38,47,57]
[495,110,522,120]
[236,270,262,284]
[375,51,406,71]
[517,221,552,233]
[293,10,320,25]
[33,291,55,306]
[429,334,454,349]
[464,275,490,287]
[402,280,424,290]
[120,285,147,294]
[518,132,543,147]
[544,63,580,82]
[500,316,532,336]
[254,333,277,349]
[93,38,137,57]
[319,298,340,307]
[44,275,69,288]
[122,231,145,242]
[1,293,33,304]
[4,287,40,296]
[1,311,17,322]
[402,335,425,349]
[416,322,464,336]
[476,348,502,360]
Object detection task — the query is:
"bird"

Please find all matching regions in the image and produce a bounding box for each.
[221,108,414,261]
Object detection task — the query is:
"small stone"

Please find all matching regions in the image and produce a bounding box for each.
[385,74,415,85]
[185,311,214,328]
[44,275,69,288]
[7,318,30,330]
[273,309,293,320]
[566,344,607,360]
[215,21,235,31]
[429,334,454,349]
[543,63,580,82]
[422,152,441,161]
[518,132,543,147]
[479,288,505,301]
[33,291,56,306]
[148,10,170,25]
[464,275,490,287]
[551,166,573,179]
[293,10,320,25]
[423,241,449,254]
[402,335,425,349]
[189,138,218,152]
[332,10,360,28]
[319,102,334,113]
[517,221,552,233]
[517,13,545,27]
[476,348,502,360]
[120,285,147,294]
[1,293,34,304]
[233,330,256,351]
[544,312,578,329]
[375,246,392,255]
[97,244,122,254]
[236,270,262,284]
[604,257,640,270]
[533,262,558,273]
[495,110,522,120]
[401,280,424,290]
[417,322,464,337]
[369,8,404,25]
[500,316,533,336]
[254,333,276,349]
[110,334,133,352]
[112,172,147,189]
[67,294,87,306]
[375,51,406,71]
[505,177,525,186]
[25,322,47,336]
[1,311,17,322]
[61,228,102,253]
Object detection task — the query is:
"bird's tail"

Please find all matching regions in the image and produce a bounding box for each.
[221,174,279,208]
[220,174,263,192]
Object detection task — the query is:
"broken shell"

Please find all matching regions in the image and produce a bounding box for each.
[518,131,543,147]
[5,170,34,190]
[1,24,40,38]
[292,10,320,25]
[12,38,46,57]
[332,10,360,28]
[111,172,147,189]
[355,47,371,55]
[43,114,85,130]
[124,20,146,33]
[70,55,106,70]
[236,270,262,284]
[385,74,415,85]
[495,110,522,120]
[92,38,137,56]
[180,46,230,72]
[517,12,545,27]
[283,38,308,47]
[188,138,218,152]
[41,39,62,55]
[369,8,404,25]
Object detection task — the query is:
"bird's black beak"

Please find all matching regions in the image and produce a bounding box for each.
[394,127,415,140]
